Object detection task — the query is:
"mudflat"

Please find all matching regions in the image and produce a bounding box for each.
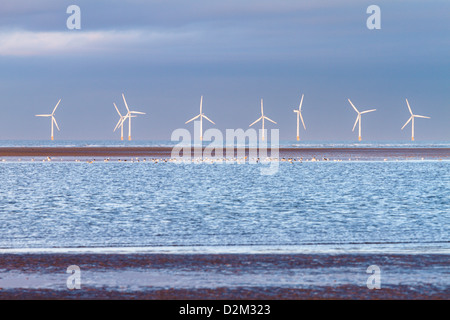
[0,147,449,161]
[0,253,448,299]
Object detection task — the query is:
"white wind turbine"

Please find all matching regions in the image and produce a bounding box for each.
[249,99,277,141]
[348,99,376,141]
[293,94,306,141]
[401,98,430,141]
[35,99,61,140]
[185,95,215,141]
[121,93,145,141]
[113,102,136,141]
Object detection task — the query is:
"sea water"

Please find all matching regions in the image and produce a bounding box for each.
[0,155,448,253]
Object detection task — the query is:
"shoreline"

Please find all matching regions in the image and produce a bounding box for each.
[0,147,449,161]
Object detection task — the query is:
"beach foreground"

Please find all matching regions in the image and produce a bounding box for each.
[0,253,448,299]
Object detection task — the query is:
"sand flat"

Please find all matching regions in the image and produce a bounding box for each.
[0,253,448,299]
[0,147,449,160]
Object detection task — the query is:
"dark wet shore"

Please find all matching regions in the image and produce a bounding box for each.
[0,253,448,299]
[1,285,446,300]
[0,147,449,160]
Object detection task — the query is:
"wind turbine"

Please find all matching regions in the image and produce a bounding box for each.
[348,99,376,141]
[35,99,61,140]
[249,99,277,141]
[293,94,306,141]
[122,93,145,141]
[401,98,430,141]
[185,95,215,141]
[113,103,136,141]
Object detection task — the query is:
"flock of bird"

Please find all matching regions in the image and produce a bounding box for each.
[36,94,430,142]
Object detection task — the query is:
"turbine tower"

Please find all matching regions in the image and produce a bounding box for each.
[35,99,61,140]
[401,98,430,141]
[249,99,277,141]
[122,93,145,141]
[293,94,306,141]
[185,95,215,141]
[348,99,376,141]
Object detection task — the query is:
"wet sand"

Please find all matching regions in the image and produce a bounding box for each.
[0,253,448,299]
[0,147,449,161]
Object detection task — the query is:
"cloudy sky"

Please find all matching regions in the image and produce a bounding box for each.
[0,0,448,141]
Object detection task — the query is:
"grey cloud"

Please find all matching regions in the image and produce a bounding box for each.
[0,0,448,141]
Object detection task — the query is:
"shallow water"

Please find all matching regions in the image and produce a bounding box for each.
[0,160,448,253]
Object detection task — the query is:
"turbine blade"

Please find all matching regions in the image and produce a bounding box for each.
[261,99,264,116]
[299,112,306,130]
[52,99,61,115]
[352,115,359,132]
[401,117,412,130]
[264,116,277,124]
[414,115,430,119]
[406,99,413,115]
[122,93,130,113]
[52,117,60,131]
[361,109,376,114]
[130,111,145,114]
[202,114,215,124]
[249,117,262,127]
[113,103,122,117]
[299,94,304,111]
[114,117,124,132]
[35,114,51,117]
[348,99,359,113]
[200,96,203,114]
[185,114,201,124]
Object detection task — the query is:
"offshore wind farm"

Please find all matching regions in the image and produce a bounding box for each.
[28,92,437,143]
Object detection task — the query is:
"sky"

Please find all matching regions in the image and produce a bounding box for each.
[0,0,448,141]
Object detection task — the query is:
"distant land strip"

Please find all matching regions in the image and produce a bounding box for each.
[0,147,449,160]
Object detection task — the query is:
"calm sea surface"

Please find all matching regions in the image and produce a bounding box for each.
[0,155,448,253]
